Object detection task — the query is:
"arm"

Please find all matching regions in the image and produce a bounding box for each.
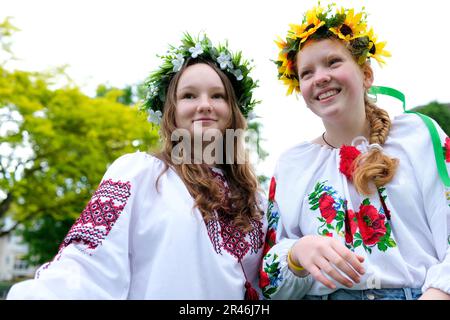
[259,177,314,300]
[7,153,151,299]
[414,117,450,299]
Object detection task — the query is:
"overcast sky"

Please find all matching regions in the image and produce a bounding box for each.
[2,0,450,177]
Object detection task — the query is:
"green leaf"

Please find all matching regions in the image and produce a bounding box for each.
[308,191,318,200]
[377,242,388,252]
[336,221,344,233]
[354,240,362,247]
[387,239,397,247]
[362,198,371,206]
[264,287,277,295]
[310,203,319,211]
[354,232,362,240]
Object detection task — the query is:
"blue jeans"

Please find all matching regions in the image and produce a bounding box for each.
[303,288,422,300]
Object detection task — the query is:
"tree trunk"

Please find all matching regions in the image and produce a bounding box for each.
[0,191,13,219]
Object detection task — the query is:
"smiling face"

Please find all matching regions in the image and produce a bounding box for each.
[297,38,373,124]
[175,63,231,136]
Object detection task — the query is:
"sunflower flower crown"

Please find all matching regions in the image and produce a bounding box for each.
[141,33,259,124]
[275,2,391,95]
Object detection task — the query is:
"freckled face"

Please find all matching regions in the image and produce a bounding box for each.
[297,39,373,122]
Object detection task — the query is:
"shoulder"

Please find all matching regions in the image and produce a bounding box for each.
[104,151,166,182]
[275,141,332,175]
[389,113,439,149]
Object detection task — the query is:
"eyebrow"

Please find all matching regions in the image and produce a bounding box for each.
[177,85,225,92]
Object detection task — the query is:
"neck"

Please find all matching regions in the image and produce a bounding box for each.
[323,116,370,148]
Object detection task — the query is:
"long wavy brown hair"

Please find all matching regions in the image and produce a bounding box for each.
[154,58,263,232]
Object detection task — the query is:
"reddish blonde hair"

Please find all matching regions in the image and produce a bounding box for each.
[352,93,399,195]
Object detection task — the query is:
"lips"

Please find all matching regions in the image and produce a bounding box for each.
[193,118,217,122]
[316,89,341,101]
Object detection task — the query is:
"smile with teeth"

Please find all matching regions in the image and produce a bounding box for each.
[317,89,340,101]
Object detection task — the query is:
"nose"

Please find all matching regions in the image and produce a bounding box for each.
[313,68,331,87]
[197,94,212,113]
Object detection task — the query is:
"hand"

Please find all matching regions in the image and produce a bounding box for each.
[291,235,366,289]
[418,288,450,300]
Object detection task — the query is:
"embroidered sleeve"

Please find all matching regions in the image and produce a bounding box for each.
[7,152,152,299]
[259,177,313,300]
[419,120,450,294]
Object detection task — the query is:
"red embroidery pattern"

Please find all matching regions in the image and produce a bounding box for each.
[206,169,264,261]
[59,179,131,254]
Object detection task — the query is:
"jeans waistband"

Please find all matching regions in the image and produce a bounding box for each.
[304,288,422,300]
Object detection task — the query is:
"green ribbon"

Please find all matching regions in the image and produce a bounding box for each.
[368,86,450,187]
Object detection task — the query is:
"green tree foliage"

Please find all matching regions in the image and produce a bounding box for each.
[0,19,159,264]
[413,101,450,136]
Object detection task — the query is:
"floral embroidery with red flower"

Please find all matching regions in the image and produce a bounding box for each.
[444,137,450,162]
[262,228,276,256]
[268,177,276,202]
[344,209,358,244]
[318,193,337,223]
[339,145,361,180]
[259,269,270,288]
[357,204,387,246]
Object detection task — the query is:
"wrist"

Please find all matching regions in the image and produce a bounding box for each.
[287,242,309,277]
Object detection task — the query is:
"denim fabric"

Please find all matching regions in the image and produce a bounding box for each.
[303,288,422,300]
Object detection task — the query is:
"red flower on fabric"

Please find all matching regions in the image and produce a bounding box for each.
[323,231,333,237]
[357,204,387,246]
[444,137,450,162]
[269,177,276,201]
[339,145,361,180]
[344,209,358,244]
[259,269,270,288]
[262,228,276,256]
[318,193,337,223]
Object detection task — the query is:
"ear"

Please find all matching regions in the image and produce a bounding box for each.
[362,63,374,89]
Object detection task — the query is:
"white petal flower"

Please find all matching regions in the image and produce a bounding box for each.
[189,43,204,58]
[217,52,233,70]
[171,54,185,72]
[147,109,163,125]
[247,111,256,121]
[232,68,243,81]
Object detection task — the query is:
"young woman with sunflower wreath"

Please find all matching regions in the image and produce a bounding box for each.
[259,3,450,300]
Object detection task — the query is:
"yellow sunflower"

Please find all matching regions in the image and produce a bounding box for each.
[288,6,326,43]
[281,75,300,96]
[366,28,391,65]
[329,7,367,41]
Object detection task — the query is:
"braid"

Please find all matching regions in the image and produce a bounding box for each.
[365,99,391,145]
[352,94,399,195]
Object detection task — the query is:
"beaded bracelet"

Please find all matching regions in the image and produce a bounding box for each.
[287,248,305,272]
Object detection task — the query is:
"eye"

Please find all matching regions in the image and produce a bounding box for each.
[181,93,195,99]
[300,70,312,80]
[329,57,342,67]
[212,93,226,100]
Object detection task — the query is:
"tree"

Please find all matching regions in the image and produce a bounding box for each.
[413,101,450,136]
[0,19,159,264]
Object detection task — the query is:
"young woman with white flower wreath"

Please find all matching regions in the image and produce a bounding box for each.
[7,33,267,299]
[259,3,450,300]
